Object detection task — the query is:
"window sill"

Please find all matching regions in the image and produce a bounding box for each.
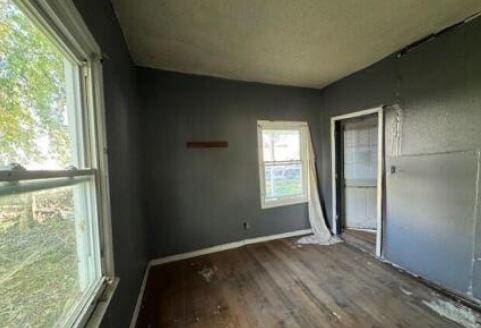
[84,277,119,328]
[261,198,308,209]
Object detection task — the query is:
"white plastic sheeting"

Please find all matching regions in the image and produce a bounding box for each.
[297,126,341,246]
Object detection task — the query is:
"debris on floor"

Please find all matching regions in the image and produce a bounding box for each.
[332,311,341,320]
[399,286,414,296]
[198,266,217,282]
[296,234,343,246]
[423,299,480,328]
[214,304,228,315]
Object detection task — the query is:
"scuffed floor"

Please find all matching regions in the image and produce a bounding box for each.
[136,238,481,327]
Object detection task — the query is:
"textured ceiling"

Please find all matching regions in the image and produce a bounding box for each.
[111,0,481,89]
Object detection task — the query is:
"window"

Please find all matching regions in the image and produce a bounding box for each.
[0,0,113,327]
[257,121,308,209]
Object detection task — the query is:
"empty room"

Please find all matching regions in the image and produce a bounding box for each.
[2,0,481,327]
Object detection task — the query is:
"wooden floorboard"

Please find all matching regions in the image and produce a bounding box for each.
[136,238,478,327]
[342,229,376,255]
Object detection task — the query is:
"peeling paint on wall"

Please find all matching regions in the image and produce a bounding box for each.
[388,104,403,157]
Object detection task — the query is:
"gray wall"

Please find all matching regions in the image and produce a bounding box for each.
[73,1,149,327]
[319,17,481,302]
[71,0,481,322]
[137,69,323,258]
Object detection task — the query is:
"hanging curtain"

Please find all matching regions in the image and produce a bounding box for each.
[298,126,341,245]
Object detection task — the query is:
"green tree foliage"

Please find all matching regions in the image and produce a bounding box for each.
[0,2,82,326]
[0,0,70,168]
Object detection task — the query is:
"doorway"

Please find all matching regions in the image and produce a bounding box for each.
[331,107,384,257]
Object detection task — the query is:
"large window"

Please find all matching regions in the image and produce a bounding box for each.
[257,121,308,209]
[0,0,113,327]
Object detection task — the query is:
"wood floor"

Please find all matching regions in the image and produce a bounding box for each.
[342,229,376,254]
[136,238,479,328]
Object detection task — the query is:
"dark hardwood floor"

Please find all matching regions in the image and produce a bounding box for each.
[136,238,478,327]
[341,228,377,254]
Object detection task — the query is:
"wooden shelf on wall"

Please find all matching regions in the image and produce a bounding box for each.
[186,141,228,149]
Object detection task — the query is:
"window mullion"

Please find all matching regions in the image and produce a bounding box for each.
[263,160,302,165]
[0,175,92,197]
[0,168,96,183]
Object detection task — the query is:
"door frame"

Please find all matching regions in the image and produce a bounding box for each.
[330,106,384,257]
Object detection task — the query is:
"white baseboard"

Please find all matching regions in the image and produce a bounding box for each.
[150,229,312,266]
[129,263,152,328]
[129,229,312,327]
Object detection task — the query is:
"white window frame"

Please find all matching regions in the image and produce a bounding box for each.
[257,120,309,209]
[1,0,117,327]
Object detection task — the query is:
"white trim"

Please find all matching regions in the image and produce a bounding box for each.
[330,106,384,257]
[85,278,119,328]
[261,198,308,209]
[150,229,312,267]
[330,107,381,122]
[128,229,312,327]
[59,277,106,328]
[14,0,100,63]
[129,265,152,328]
[89,58,115,278]
[376,109,384,257]
[330,120,337,231]
[257,120,308,129]
[257,120,309,209]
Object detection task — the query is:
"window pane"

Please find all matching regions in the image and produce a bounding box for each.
[262,129,300,162]
[343,124,378,182]
[264,163,303,199]
[0,0,81,170]
[0,182,101,327]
